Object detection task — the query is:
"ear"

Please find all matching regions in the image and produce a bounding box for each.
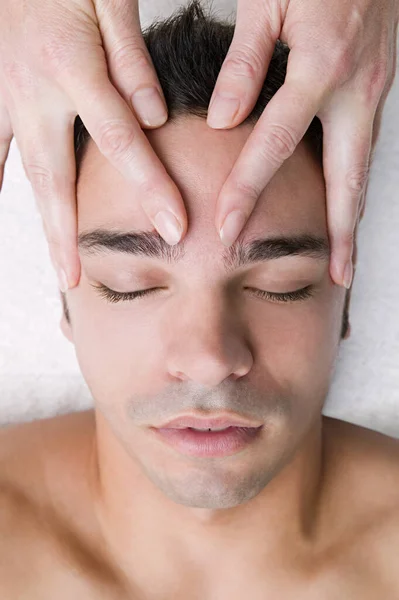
[60,313,74,344]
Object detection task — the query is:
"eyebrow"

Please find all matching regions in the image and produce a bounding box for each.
[78,229,330,271]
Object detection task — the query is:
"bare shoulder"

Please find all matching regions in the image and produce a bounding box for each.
[0,415,56,534]
[0,410,104,592]
[0,410,96,532]
[0,409,95,492]
[323,414,399,477]
[0,409,95,521]
[323,415,399,505]
[321,415,399,573]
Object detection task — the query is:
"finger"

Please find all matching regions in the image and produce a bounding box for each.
[371,65,394,150]
[96,0,168,129]
[320,101,373,289]
[207,0,280,129]
[11,109,81,292]
[60,68,187,245]
[215,70,327,246]
[0,102,13,193]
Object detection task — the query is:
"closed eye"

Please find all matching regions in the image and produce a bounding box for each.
[245,285,314,302]
[91,283,315,304]
[90,283,161,303]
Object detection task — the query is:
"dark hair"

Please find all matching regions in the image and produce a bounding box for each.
[73,0,323,173]
[65,0,349,338]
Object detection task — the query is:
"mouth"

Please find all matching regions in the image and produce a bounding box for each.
[151,424,263,458]
[155,413,263,431]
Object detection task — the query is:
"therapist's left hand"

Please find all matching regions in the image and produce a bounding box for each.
[208,0,398,289]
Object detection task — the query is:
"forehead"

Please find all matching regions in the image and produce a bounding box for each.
[76,118,327,241]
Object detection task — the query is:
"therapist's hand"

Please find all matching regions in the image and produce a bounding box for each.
[0,0,186,292]
[208,0,398,288]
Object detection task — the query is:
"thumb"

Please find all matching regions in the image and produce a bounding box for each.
[95,0,168,129]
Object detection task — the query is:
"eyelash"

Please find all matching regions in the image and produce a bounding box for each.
[90,283,315,304]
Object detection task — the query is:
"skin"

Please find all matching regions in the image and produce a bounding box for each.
[1,118,399,598]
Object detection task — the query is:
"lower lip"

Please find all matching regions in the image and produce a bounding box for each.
[151,426,263,457]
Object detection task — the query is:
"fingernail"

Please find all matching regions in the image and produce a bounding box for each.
[131,87,167,127]
[57,266,70,293]
[219,210,247,247]
[154,210,182,245]
[207,93,240,128]
[343,260,353,289]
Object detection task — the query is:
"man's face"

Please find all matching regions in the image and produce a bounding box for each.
[64,118,346,510]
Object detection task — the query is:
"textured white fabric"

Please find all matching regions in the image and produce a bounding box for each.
[0,1,398,437]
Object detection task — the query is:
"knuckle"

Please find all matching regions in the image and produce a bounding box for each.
[110,42,150,74]
[24,162,57,196]
[346,164,370,194]
[40,37,74,75]
[261,124,298,164]
[233,178,262,201]
[24,161,74,202]
[328,44,356,84]
[338,229,356,250]
[137,177,166,202]
[364,58,389,101]
[97,120,137,159]
[2,59,35,95]
[223,46,263,81]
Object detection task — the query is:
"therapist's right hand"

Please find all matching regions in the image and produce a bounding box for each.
[0,0,187,292]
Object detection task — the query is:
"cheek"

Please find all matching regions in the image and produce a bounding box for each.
[250,285,344,397]
[67,283,164,405]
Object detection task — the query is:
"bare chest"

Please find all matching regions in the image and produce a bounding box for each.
[2,478,398,600]
[2,536,398,600]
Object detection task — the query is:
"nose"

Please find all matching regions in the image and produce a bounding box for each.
[165,294,253,387]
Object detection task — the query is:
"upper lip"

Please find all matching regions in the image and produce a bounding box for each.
[155,413,263,429]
